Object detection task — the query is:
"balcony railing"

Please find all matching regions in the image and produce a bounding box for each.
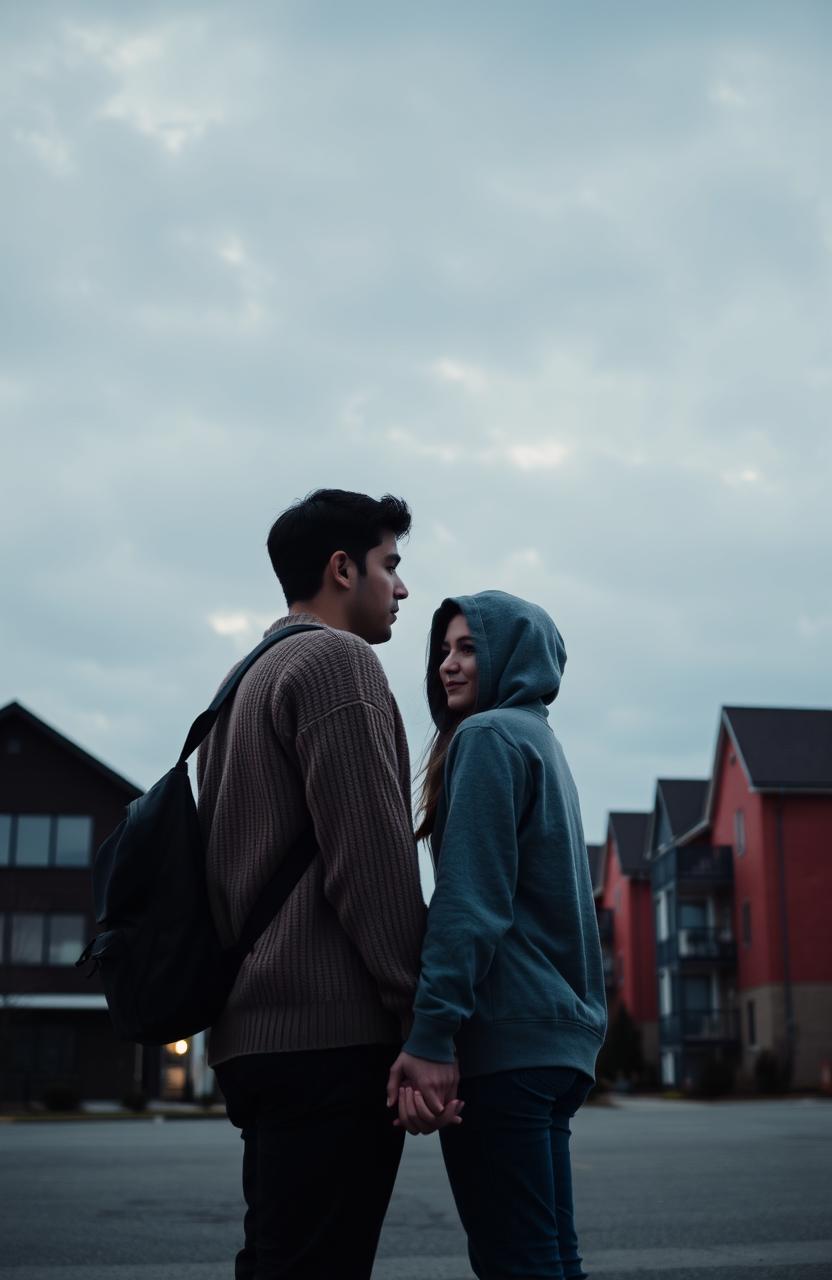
[660,1009,740,1044]
[678,927,736,962]
[657,929,736,967]
[650,845,733,891]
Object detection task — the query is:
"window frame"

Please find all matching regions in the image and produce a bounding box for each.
[0,813,93,868]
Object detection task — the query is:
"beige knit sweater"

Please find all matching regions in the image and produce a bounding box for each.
[196,613,426,1067]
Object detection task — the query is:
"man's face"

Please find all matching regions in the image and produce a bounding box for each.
[348,531,408,644]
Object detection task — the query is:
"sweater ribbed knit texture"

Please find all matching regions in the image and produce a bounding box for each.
[196,613,426,1067]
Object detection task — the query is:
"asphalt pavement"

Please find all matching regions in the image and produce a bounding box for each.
[0,1096,831,1279]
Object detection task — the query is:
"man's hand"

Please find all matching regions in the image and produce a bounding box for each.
[393,1086,464,1134]
[386,1050,459,1116]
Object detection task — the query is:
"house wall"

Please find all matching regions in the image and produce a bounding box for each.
[764,794,832,984]
[709,739,772,990]
[0,708,156,1103]
[711,728,832,1088]
[600,833,657,1065]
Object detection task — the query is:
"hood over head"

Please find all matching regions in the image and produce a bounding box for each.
[426,589,567,729]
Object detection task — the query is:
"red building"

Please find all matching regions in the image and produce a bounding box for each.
[596,812,658,1069]
[686,707,832,1089]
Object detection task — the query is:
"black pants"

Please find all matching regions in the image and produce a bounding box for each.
[215,1044,404,1280]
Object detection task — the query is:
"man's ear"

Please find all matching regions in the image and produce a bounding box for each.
[328,550,352,591]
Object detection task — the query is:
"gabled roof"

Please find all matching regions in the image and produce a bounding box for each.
[656,778,709,845]
[586,843,604,896]
[608,811,651,877]
[723,706,832,791]
[0,701,142,799]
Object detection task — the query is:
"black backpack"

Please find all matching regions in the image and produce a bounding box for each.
[76,623,323,1045]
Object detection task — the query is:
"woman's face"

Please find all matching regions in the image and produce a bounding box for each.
[439,612,478,716]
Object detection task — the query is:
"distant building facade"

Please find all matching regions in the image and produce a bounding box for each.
[646,778,739,1090]
[0,703,179,1104]
[694,707,832,1090]
[596,811,658,1071]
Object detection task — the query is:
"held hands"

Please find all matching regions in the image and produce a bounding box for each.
[386,1050,464,1135]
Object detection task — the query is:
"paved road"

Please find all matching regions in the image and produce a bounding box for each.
[1,1097,831,1279]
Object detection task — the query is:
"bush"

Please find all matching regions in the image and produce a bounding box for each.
[41,1083,81,1112]
[691,1056,735,1098]
[596,1004,643,1084]
[754,1049,790,1095]
[121,1089,148,1112]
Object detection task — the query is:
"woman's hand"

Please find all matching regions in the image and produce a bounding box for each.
[386,1050,459,1116]
[394,1085,464,1134]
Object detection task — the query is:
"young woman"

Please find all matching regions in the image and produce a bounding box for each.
[388,590,607,1280]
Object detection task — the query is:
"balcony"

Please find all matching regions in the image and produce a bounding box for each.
[650,844,733,892]
[660,1009,740,1045]
[657,929,736,968]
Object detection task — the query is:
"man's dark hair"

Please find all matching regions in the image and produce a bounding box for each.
[267,489,411,605]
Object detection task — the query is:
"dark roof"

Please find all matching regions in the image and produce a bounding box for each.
[586,843,604,895]
[0,701,143,798]
[724,706,832,791]
[608,811,651,876]
[657,778,709,843]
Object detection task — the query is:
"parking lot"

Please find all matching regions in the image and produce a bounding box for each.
[1,1097,831,1279]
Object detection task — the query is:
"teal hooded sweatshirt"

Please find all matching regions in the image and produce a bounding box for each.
[403,590,607,1079]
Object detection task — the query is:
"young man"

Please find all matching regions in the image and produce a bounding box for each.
[197,489,454,1280]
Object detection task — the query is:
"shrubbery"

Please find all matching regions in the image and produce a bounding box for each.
[754,1049,791,1095]
[121,1089,149,1112]
[41,1083,81,1112]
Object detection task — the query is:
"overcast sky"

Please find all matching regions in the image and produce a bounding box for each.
[2,1,831,859]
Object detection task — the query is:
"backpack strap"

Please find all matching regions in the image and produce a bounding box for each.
[181,620,325,973]
[177,624,324,764]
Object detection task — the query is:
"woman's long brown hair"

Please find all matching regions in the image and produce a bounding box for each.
[414,601,468,843]
[414,722,458,843]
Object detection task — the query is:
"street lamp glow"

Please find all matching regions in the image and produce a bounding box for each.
[173,1040,189,1056]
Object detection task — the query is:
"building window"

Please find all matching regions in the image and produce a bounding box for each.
[655,893,668,943]
[683,975,711,1012]
[734,809,746,855]
[741,900,752,947]
[747,999,757,1047]
[47,914,87,965]
[0,814,93,867]
[10,913,46,964]
[5,913,87,966]
[15,815,51,866]
[54,817,93,867]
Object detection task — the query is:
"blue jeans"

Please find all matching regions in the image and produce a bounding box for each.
[439,1066,592,1280]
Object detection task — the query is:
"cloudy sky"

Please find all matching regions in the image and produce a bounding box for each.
[2,1,831,861]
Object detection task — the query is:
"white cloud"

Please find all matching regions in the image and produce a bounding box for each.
[504,440,569,471]
[219,235,247,268]
[709,82,748,109]
[208,612,272,640]
[431,357,489,395]
[387,426,460,464]
[720,466,767,489]
[67,20,228,155]
[13,126,74,177]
